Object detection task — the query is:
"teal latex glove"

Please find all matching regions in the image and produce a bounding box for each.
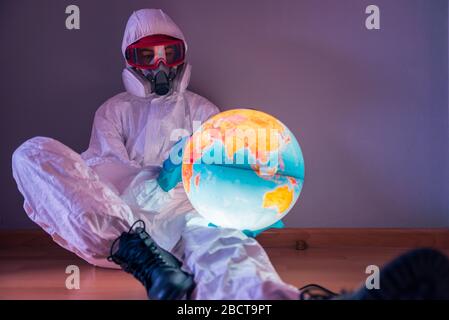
[157,136,189,192]
[208,220,285,238]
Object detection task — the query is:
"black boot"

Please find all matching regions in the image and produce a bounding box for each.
[108,220,195,300]
[299,248,449,300]
[346,248,449,300]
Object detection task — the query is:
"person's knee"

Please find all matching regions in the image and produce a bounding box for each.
[12,137,66,187]
[12,137,56,164]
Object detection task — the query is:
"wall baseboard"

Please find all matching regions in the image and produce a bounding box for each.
[1,228,448,250]
[257,228,449,250]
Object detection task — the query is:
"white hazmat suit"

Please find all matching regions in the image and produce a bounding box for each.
[12,9,299,300]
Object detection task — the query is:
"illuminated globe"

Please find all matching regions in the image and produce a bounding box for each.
[182,109,304,231]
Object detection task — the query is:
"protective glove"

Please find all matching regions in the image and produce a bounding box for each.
[207,220,285,238]
[157,136,189,192]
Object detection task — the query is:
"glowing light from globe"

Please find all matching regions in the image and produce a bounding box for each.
[182,109,305,231]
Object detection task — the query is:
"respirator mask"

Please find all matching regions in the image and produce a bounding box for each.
[123,34,186,97]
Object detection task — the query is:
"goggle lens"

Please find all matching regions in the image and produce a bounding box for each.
[126,37,185,69]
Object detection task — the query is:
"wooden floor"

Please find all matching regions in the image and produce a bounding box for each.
[1,229,448,300]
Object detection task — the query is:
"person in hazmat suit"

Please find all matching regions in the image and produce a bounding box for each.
[12,8,299,300]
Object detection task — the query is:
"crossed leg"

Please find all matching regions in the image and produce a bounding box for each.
[12,136,135,268]
[174,212,299,300]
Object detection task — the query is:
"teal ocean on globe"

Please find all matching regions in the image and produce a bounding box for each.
[182,109,305,231]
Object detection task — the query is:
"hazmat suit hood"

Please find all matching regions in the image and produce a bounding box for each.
[121,9,191,95]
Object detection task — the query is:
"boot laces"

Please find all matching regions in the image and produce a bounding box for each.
[108,220,169,288]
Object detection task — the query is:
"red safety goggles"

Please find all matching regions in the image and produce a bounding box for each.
[125,34,186,70]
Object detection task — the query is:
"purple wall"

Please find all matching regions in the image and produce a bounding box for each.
[1,0,448,228]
